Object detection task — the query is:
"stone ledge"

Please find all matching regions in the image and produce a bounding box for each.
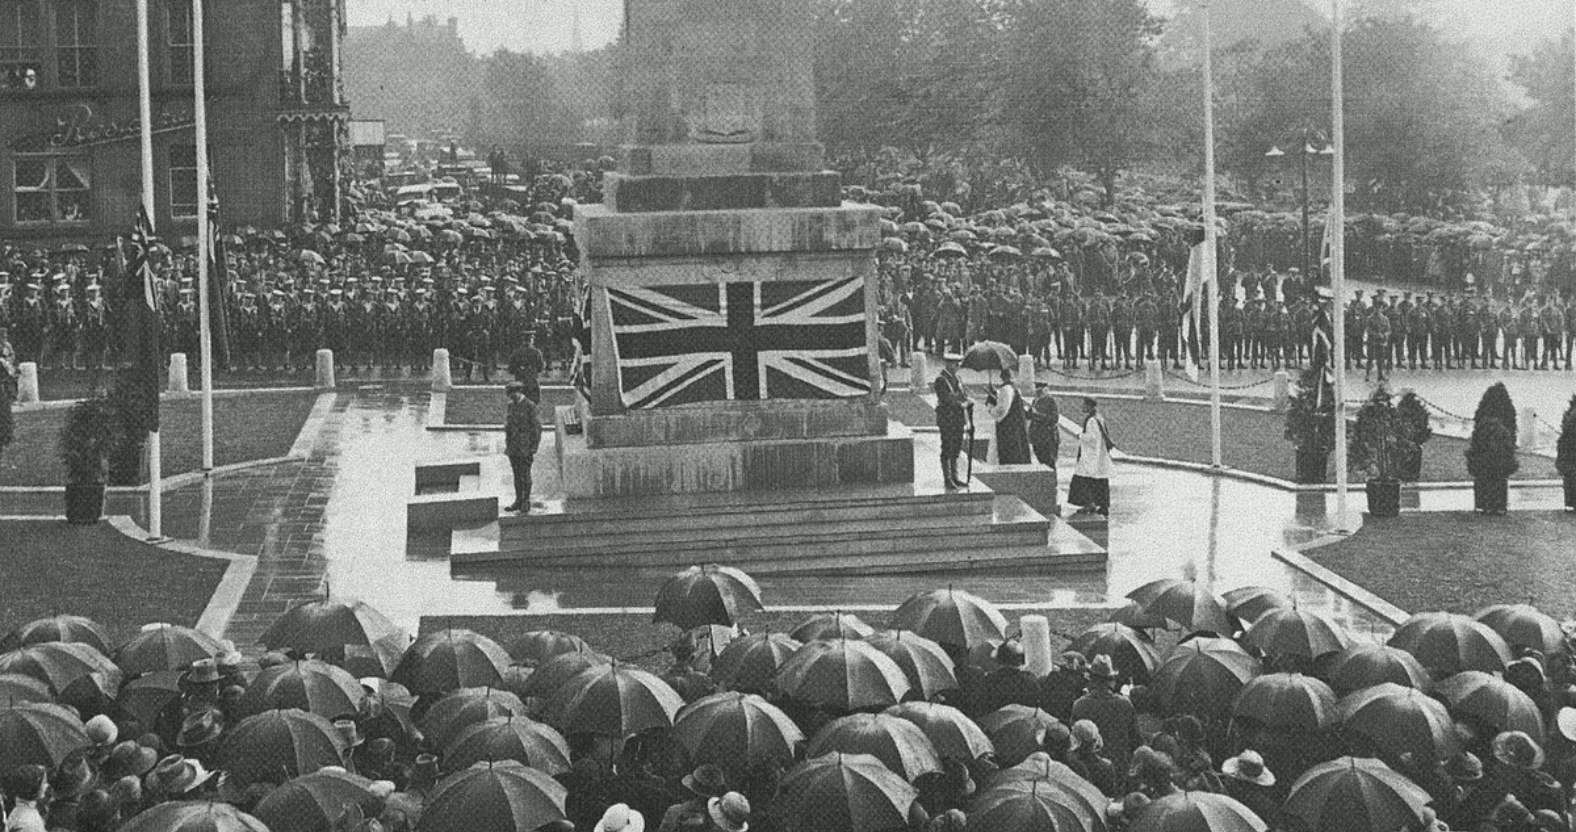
[584,400,890,448]
[604,171,841,213]
[406,493,498,531]
[618,142,826,176]
[574,202,882,259]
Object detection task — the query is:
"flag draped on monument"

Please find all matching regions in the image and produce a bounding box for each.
[117,204,162,434]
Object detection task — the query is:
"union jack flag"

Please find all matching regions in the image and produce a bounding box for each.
[609,276,872,409]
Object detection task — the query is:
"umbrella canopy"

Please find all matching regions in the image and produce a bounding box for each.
[0,702,88,770]
[1474,604,1566,657]
[1283,756,1430,832]
[415,761,567,832]
[960,341,1019,373]
[779,753,918,832]
[890,588,1009,651]
[0,642,118,695]
[710,633,801,695]
[789,613,874,642]
[507,631,592,667]
[241,660,367,720]
[1108,601,1170,630]
[547,663,684,737]
[0,673,53,705]
[808,713,942,781]
[672,691,804,777]
[334,633,408,679]
[359,677,418,744]
[775,639,911,712]
[1245,608,1351,661]
[1221,587,1291,627]
[1337,683,1460,763]
[1151,637,1261,720]
[252,769,379,832]
[1127,580,1234,635]
[1324,643,1431,696]
[519,652,610,700]
[1070,623,1161,684]
[653,564,764,629]
[116,624,223,678]
[1388,612,1512,676]
[1231,673,1338,733]
[260,598,405,655]
[934,241,970,258]
[118,670,184,726]
[884,702,993,761]
[443,715,571,775]
[0,615,112,655]
[976,706,1063,766]
[1129,791,1267,832]
[990,756,1111,828]
[970,779,1098,832]
[218,709,349,786]
[120,802,270,832]
[1433,670,1545,739]
[864,631,958,699]
[421,688,528,750]
[392,629,511,696]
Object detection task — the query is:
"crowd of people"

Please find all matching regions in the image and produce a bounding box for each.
[1,577,1574,832]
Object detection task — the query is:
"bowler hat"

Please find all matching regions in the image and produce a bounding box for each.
[1086,654,1117,680]
[176,709,223,749]
[707,792,750,832]
[105,742,158,780]
[682,764,728,798]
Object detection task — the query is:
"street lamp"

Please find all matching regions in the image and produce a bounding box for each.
[1266,129,1336,285]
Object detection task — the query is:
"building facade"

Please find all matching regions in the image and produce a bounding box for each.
[0,0,349,243]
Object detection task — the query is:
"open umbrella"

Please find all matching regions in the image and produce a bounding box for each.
[933,241,969,258]
[775,639,911,711]
[0,615,112,655]
[298,249,326,267]
[1337,683,1459,763]
[392,629,511,696]
[884,702,993,761]
[653,564,764,629]
[1245,608,1351,661]
[960,341,1018,373]
[443,714,571,775]
[970,779,1098,832]
[863,631,958,699]
[1433,670,1544,739]
[710,633,801,695]
[1222,587,1292,626]
[1283,756,1430,832]
[890,588,1009,651]
[1070,623,1160,684]
[1129,791,1266,832]
[333,633,408,679]
[261,598,405,655]
[808,713,942,781]
[1324,643,1430,696]
[672,691,804,777]
[988,245,1023,260]
[1151,637,1261,720]
[1388,613,1511,676]
[1029,246,1063,259]
[1231,673,1338,733]
[421,687,528,750]
[779,753,917,832]
[990,756,1110,829]
[118,670,184,726]
[0,673,52,705]
[252,769,379,832]
[976,706,1063,767]
[358,677,418,745]
[1127,580,1235,635]
[241,660,367,720]
[0,642,118,695]
[0,702,88,770]
[507,631,592,667]
[1474,604,1566,657]
[789,613,874,642]
[121,802,270,832]
[218,709,349,786]
[548,663,684,737]
[520,652,610,700]
[409,250,435,265]
[1108,601,1170,631]
[116,624,223,678]
[415,760,567,832]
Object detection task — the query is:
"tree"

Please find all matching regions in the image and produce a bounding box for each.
[1507,32,1576,186]
[1472,381,1517,444]
[464,50,584,153]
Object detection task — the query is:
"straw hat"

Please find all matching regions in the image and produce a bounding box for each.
[1221,750,1275,787]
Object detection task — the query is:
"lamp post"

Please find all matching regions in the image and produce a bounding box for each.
[1265,129,1335,284]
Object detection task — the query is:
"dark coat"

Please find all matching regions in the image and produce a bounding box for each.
[505,395,541,458]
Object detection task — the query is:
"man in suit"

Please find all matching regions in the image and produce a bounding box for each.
[503,382,541,513]
[933,352,971,490]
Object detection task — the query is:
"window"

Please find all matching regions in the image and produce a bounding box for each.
[163,0,190,85]
[0,0,42,91]
[169,144,197,219]
[13,153,90,224]
[54,0,94,89]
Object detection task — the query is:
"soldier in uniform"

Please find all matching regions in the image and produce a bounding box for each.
[1244,298,1267,370]
[408,289,435,372]
[1495,299,1517,370]
[934,290,965,357]
[1290,295,1313,369]
[1086,290,1111,371]
[323,287,350,371]
[1043,291,1062,366]
[1061,291,1085,370]
[1134,289,1158,367]
[1220,296,1243,370]
[265,289,291,371]
[1026,295,1051,369]
[1564,292,1576,370]
[1455,295,1479,370]
[965,285,988,348]
[1516,299,1538,370]
[1110,290,1135,370]
[80,283,108,371]
[45,282,77,370]
[1386,293,1408,370]
[933,351,971,490]
[1405,293,1430,370]
[292,287,321,371]
[236,292,263,370]
[1364,304,1391,382]
[1430,295,1455,370]
[1344,291,1365,370]
[1268,301,1291,370]
[174,287,199,367]
[1541,295,1565,370]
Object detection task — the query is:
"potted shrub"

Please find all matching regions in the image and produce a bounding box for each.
[58,394,121,524]
[1556,394,1576,512]
[1466,418,1518,515]
[1349,388,1415,518]
[1394,391,1432,481]
[1473,382,1517,446]
[1285,365,1335,484]
[106,382,147,486]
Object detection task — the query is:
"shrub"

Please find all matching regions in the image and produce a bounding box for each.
[1465,417,1519,481]
[1349,387,1415,480]
[1472,382,1516,444]
[1557,395,1576,479]
[58,395,121,484]
[1285,365,1335,453]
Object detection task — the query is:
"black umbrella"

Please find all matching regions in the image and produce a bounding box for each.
[961,341,1018,373]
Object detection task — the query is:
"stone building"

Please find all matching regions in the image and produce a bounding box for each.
[342,15,474,143]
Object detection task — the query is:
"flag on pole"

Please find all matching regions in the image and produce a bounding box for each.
[117,204,162,434]
[207,184,232,369]
[1183,232,1206,382]
[1318,210,1338,282]
[1311,289,1337,411]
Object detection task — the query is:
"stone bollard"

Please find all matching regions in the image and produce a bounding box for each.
[431,348,453,392]
[1016,353,1036,398]
[1273,370,1291,412]
[1020,614,1053,677]
[1519,406,1537,448]
[909,352,928,391]
[16,361,39,404]
[315,349,335,389]
[167,353,190,393]
[1143,363,1164,400]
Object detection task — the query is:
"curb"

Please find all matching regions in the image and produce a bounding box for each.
[423,601,1126,618]
[1272,536,1409,628]
[105,516,258,639]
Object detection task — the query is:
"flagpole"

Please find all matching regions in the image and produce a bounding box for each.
[136,0,161,539]
[194,0,213,472]
[1203,0,1222,468]
[1331,0,1350,530]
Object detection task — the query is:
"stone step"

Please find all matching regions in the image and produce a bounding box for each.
[498,484,993,530]
[456,474,481,493]
[752,544,1107,576]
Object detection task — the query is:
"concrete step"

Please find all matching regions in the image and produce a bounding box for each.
[456,474,481,493]
[752,544,1108,576]
[497,483,992,527]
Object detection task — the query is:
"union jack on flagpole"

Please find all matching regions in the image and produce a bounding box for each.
[117,204,162,435]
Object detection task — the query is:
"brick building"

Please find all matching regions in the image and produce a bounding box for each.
[343,15,474,143]
[0,0,349,244]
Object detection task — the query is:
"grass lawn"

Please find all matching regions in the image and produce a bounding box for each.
[1,390,319,487]
[1308,512,1576,618]
[443,387,577,427]
[0,520,228,645]
[425,607,1113,674]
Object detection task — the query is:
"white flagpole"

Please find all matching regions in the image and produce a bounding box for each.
[1331,0,1350,529]
[1203,1,1222,468]
[194,0,213,471]
[137,0,161,538]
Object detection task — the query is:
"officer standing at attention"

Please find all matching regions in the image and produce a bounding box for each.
[934,351,971,490]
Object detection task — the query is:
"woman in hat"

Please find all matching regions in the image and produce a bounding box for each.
[1220,750,1279,824]
[1067,397,1114,517]
[2,765,50,832]
[657,765,728,832]
[704,792,749,832]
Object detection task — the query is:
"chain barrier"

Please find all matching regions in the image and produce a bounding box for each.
[1163,370,1275,391]
[1040,365,1142,382]
[1415,393,1474,425]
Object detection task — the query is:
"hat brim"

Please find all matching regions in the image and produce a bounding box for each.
[1221,759,1275,787]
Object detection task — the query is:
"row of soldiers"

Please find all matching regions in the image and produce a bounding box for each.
[1350,289,1576,381]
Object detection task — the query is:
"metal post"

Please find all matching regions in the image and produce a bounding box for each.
[1331,0,1350,531]
[1300,135,1311,283]
[1202,1,1222,468]
[195,0,213,471]
[137,0,161,539]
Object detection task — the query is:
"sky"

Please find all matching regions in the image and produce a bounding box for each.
[347,0,1566,65]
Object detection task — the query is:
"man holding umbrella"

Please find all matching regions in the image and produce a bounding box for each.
[933,351,971,490]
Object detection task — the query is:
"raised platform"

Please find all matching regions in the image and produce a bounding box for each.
[582,399,890,448]
[407,460,496,531]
